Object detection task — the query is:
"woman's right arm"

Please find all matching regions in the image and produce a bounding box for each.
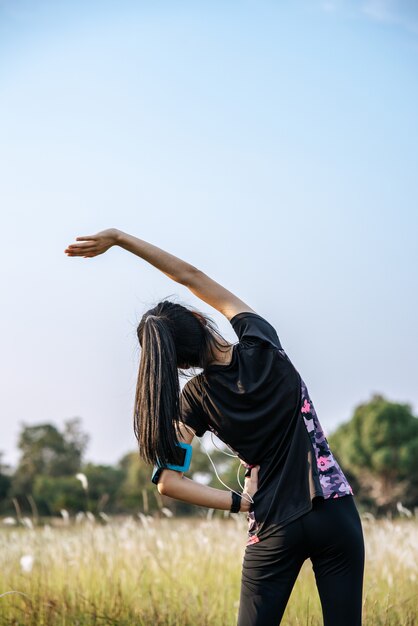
[65,228,256,321]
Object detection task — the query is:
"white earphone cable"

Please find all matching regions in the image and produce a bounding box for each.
[210,431,247,491]
[198,433,254,505]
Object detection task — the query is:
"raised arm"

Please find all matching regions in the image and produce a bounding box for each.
[65,228,256,321]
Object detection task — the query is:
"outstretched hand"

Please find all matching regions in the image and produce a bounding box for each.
[64,228,120,258]
[240,465,260,513]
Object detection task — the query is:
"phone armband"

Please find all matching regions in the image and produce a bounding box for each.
[151,442,192,485]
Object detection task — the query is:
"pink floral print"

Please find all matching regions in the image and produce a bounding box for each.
[299,378,353,499]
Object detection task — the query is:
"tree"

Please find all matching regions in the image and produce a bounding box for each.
[327,394,418,511]
[33,475,85,515]
[12,418,89,497]
[82,463,124,513]
[0,453,11,512]
[117,451,159,513]
[63,418,89,468]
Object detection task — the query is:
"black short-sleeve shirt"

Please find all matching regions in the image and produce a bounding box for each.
[179,312,354,544]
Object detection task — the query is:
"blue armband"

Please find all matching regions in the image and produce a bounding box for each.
[151,442,193,485]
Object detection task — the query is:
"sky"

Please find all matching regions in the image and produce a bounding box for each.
[1,0,417,469]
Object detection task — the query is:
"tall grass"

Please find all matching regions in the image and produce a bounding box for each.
[0,512,417,625]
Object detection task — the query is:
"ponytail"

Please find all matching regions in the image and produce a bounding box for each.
[135,299,232,466]
[134,315,184,466]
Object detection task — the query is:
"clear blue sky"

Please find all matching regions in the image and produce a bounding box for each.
[1,0,417,468]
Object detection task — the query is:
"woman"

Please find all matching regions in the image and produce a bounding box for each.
[65,228,365,626]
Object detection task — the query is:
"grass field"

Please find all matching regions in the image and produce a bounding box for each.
[0,511,417,625]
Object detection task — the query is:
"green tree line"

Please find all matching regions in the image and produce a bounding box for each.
[1,394,417,518]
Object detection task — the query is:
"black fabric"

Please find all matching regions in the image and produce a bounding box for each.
[237,494,365,626]
[179,312,323,538]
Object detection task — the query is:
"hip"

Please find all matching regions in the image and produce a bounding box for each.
[246,494,363,547]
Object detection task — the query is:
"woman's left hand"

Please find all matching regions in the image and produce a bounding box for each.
[239,465,260,513]
[64,228,121,258]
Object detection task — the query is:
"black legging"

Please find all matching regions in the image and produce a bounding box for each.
[237,494,365,626]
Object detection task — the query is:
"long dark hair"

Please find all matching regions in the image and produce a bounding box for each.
[135,298,231,466]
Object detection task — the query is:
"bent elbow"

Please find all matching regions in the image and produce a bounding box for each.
[156,468,184,495]
[157,480,168,495]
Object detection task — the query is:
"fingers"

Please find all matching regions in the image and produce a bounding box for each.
[65,250,95,256]
[65,251,96,257]
[67,242,96,249]
[244,465,260,489]
[64,235,99,258]
[65,242,97,255]
[66,247,96,253]
[250,466,259,482]
[65,251,95,256]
